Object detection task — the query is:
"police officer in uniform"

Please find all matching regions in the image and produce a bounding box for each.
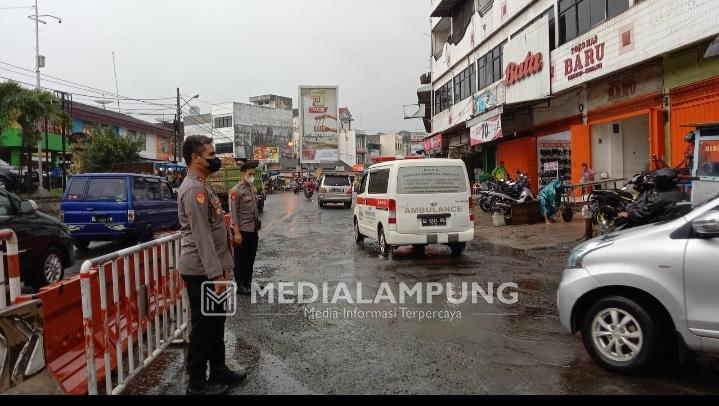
[178,135,247,395]
[229,161,260,296]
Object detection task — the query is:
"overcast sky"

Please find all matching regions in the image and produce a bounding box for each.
[0,0,431,133]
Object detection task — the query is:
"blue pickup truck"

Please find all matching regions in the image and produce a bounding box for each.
[61,173,179,249]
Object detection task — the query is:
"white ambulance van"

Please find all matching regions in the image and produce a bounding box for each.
[353,157,475,258]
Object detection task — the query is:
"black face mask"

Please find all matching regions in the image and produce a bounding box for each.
[200,155,222,173]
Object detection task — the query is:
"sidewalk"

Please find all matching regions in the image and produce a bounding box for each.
[473,209,587,251]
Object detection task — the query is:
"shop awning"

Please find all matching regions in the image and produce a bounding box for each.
[431,0,461,17]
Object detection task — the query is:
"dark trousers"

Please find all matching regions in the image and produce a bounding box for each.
[234,231,259,289]
[182,274,226,383]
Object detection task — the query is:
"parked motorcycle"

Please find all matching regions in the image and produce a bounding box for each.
[487,175,536,224]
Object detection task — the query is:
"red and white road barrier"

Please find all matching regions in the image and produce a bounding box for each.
[0,229,21,310]
[80,233,189,395]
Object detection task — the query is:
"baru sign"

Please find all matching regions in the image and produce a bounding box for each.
[503,14,550,104]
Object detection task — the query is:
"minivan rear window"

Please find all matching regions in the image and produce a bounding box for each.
[324,176,350,186]
[85,178,128,201]
[66,177,88,200]
[396,166,467,194]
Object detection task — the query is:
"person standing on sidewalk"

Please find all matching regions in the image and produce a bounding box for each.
[178,135,248,395]
[229,161,261,296]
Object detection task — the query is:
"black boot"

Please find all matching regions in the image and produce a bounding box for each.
[186,379,230,395]
[209,366,248,386]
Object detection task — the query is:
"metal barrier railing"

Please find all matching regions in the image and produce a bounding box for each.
[80,233,189,395]
[0,229,21,310]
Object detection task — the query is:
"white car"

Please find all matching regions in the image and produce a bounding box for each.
[353,158,475,258]
[557,195,719,373]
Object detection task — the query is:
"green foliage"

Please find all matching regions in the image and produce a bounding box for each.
[79,125,144,173]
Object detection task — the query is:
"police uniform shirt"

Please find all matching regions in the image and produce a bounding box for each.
[229,181,259,233]
[178,172,234,279]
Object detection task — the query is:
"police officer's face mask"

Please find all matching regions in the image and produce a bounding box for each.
[198,154,222,173]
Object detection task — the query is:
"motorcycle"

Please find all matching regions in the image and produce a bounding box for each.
[486,175,536,224]
[478,173,532,213]
[304,184,315,200]
[589,172,655,232]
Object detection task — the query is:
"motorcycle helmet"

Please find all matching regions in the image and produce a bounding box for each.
[654,168,678,191]
[684,131,696,144]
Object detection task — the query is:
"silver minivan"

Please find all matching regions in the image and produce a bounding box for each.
[557,195,719,373]
[318,175,353,209]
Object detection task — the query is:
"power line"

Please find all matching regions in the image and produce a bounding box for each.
[0,60,176,101]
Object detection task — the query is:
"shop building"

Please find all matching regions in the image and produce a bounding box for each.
[420,0,719,189]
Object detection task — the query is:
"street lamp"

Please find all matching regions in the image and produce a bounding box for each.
[27,0,62,194]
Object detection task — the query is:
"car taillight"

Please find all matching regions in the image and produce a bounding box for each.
[128,210,135,223]
[59,210,64,223]
[388,199,397,224]
[346,187,352,195]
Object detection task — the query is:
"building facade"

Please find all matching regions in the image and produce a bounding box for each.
[183,95,294,166]
[421,0,719,186]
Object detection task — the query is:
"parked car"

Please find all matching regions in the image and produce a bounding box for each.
[0,188,74,290]
[61,173,179,250]
[354,157,474,258]
[0,159,39,193]
[557,195,719,373]
[319,174,353,208]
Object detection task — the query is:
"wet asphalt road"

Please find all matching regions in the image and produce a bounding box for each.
[125,192,719,395]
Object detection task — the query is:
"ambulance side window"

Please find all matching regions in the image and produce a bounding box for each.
[368,169,390,195]
[359,174,368,194]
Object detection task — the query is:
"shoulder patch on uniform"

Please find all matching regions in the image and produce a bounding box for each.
[231,191,238,201]
[195,192,206,205]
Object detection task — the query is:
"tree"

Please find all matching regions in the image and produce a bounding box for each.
[0,81,24,134]
[15,88,64,190]
[1,81,66,191]
[79,125,144,173]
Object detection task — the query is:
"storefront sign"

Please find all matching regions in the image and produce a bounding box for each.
[470,116,502,146]
[607,76,637,102]
[503,15,550,104]
[424,134,443,152]
[587,63,662,110]
[505,52,544,87]
[564,35,606,81]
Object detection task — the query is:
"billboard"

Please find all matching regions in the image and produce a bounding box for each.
[299,86,339,163]
[253,146,280,164]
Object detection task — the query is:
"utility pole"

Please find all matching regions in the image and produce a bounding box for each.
[174,87,181,163]
[28,0,61,193]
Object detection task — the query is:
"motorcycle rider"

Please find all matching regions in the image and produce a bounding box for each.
[618,168,690,228]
